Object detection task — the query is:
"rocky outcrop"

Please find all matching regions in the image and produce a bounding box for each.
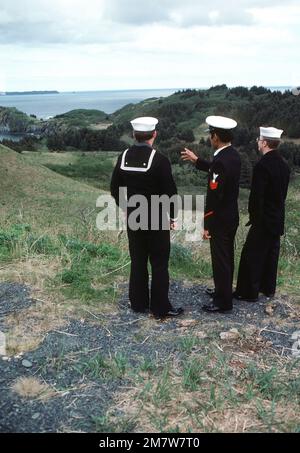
[0,107,70,137]
[0,107,37,133]
[0,107,97,138]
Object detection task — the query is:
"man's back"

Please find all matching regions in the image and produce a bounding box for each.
[249,150,290,235]
[113,144,176,198]
[214,145,241,209]
[110,143,178,229]
[205,145,241,230]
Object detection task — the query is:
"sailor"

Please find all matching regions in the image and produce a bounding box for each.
[181,115,241,313]
[110,117,183,319]
[234,127,290,302]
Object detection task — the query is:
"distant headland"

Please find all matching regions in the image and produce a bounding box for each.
[0,91,59,96]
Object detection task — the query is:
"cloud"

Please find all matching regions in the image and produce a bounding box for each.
[103,0,254,26]
[0,0,109,44]
[0,0,300,91]
[0,0,298,46]
[103,0,296,27]
[103,0,173,25]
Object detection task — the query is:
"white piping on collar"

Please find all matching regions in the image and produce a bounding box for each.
[120,148,157,172]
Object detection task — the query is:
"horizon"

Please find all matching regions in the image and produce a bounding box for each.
[1,85,295,94]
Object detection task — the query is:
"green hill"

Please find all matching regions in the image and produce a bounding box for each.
[53,109,110,128]
[111,85,300,138]
[0,144,102,232]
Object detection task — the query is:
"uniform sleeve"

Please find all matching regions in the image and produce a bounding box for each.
[248,163,267,226]
[157,157,178,221]
[110,154,124,207]
[195,158,210,172]
[204,161,226,230]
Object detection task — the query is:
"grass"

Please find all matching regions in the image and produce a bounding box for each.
[108,343,300,433]
[54,351,131,388]
[92,414,137,434]
[182,359,206,391]
[0,221,127,307]
[23,150,118,190]
[178,335,201,353]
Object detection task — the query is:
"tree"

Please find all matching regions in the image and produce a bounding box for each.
[287,123,300,139]
[47,134,65,151]
[177,128,195,142]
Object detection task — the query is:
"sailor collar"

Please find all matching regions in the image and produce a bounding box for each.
[120,146,156,172]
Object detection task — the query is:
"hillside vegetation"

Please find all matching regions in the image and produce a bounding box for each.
[2,85,300,190]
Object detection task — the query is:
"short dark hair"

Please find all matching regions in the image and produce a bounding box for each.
[134,130,155,142]
[264,139,281,149]
[212,128,234,143]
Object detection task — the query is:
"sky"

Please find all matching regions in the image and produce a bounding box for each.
[0,0,300,91]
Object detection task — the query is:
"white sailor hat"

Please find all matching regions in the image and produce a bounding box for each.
[260,127,283,139]
[130,116,158,132]
[205,115,237,132]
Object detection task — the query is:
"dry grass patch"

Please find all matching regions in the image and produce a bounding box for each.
[0,256,61,291]
[11,376,57,401]
[5,299,66,355]
[198,401,300,433]
[3,269,67,354]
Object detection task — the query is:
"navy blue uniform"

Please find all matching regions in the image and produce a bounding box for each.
[236,149,290,299]
[196,145,241,310]
[110,143,177,315]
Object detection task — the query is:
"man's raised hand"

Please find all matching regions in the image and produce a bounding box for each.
[181,148,198,164]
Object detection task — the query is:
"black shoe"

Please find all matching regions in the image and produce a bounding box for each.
[202,303,232,313]
[232,292,258,303]
[205,287,215,296]
[261,292,275,299]
[153,307,184,319]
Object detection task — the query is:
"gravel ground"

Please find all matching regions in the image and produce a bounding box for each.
[0,281,299,432]
[0,283,35,329]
